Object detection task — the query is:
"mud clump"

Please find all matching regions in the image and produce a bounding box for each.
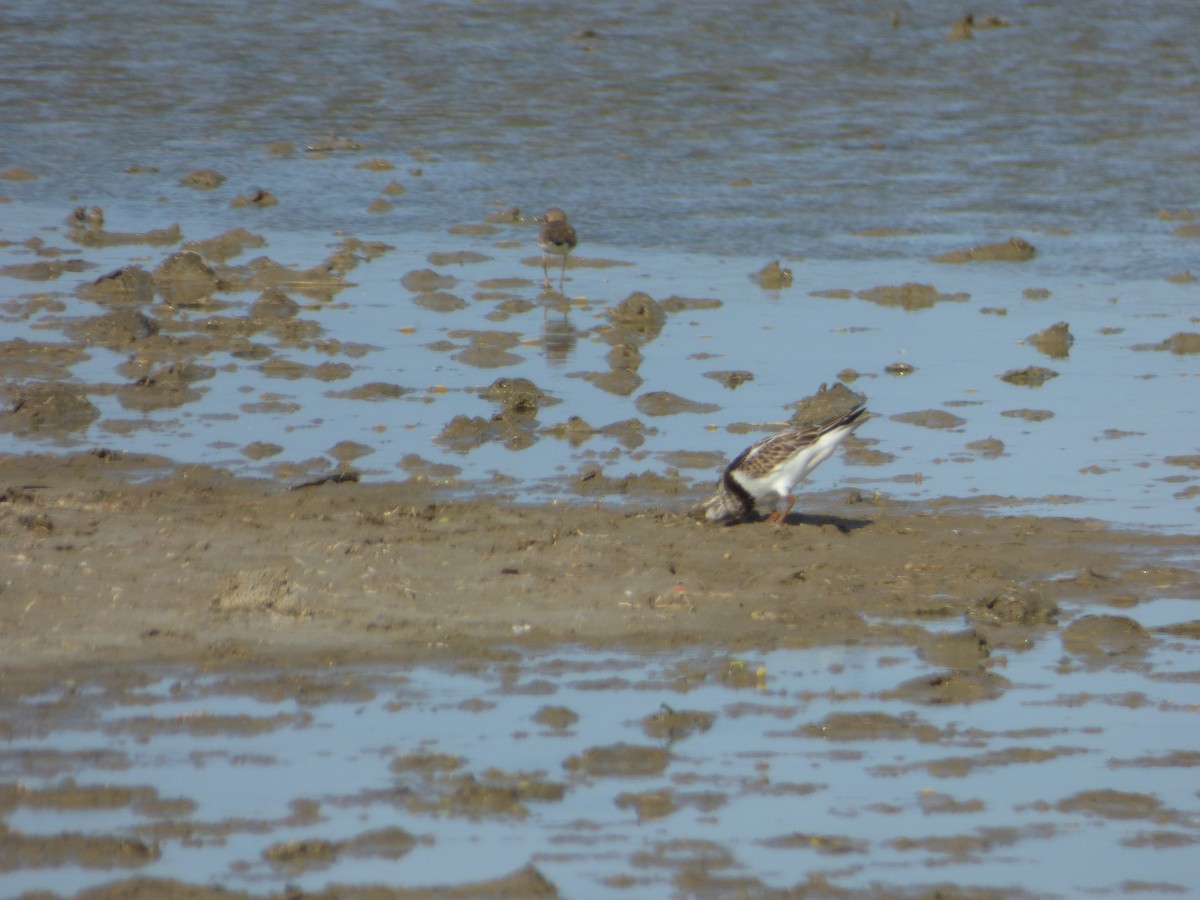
[533,705,580,731]
[77,266,156,304]
[249,288,300,319]
[1134,332,1200,355]
[414,290,467,313]
[1062,614,1151,658]
[932,236,1037,263]
[179,168,225,190]
[1000,365,1059,387]
[564,743,671,777]
[891,409,967,430]
[752,260,793,288]
[606,292,666,342]
[326,382,409,401]
[0,383,99,436]
[803,711,943,743]
[264,827,416,871]
[635,391,720,417]
[231,188,278,208]
[641,707,715,742]
[401,268,458,292]
[154,250,220,307]
[965,437,1005,458]
[885,670,1011,705]
[704,370,754,390]
[788,382,866,427]
[182,228,268,263]
[1028,322,1074,359]
[69,222,183,249]
[855,282,969,310]
[70,310,162,353]
[1002,408,1055,422]
[480,377,558,414]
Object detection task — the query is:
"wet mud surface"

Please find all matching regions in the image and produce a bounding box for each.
[2,450,1196,677]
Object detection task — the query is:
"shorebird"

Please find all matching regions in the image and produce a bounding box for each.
[701,401,869,524]
[538,207,577,290]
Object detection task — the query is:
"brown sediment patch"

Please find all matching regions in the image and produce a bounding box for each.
[0,828,159,871]
[533,705,580,731]
[1055,789,1169,821]
[640,707,715,742]
[891,409,967,430]
[231,188,278,208]
[1027,321,1074,359]
[0,382,100,436]
[582,367,643,396]
[69,222,183,249]
[180,168,225,190]
[0,259,95,281]
[28,866,558,899]
[1163,455,1200,470]
[789,381,865,425]
[751,260,792,288]
[658,450,726,471]
[635,391,720,417]
[606,292,666,342]
[1002,408,1055,422]
[884,670,1012,705]
[77,266,157,304]
[801,711,944,743]
[1132,332,1200,355]
[539,415,597,446]
[428,250,492,266]
[183,228,268,263]
[564,743,671,777]
[1061,614,1151,659]
[326,381,409,401]
[931,236,1037,263]
[0,339,88,380]
[413,290,467,312]
[703,370,753,389]
[661,295,723,313]
[855,282,969,310]
[480,376,559,413]
[0,781,195,817]
[1000,365,1058,387]
[264,826,417,871]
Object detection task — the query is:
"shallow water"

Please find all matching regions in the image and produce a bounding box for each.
[3,601,1200,897]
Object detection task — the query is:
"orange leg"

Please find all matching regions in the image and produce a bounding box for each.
[766,495,796,524]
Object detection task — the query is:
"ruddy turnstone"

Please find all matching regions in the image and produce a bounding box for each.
[538,207,577,290]
[702,401,869,524]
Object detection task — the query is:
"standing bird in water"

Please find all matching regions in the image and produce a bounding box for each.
[701,401,869,524]
[538,207,577,291]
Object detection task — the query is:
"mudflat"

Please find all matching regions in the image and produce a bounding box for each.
[4,450,1196,685]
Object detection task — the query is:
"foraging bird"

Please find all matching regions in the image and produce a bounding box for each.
[538,207,577,290]
[702,401,869,524]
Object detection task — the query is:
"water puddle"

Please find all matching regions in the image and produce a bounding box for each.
[4,622,1199,897]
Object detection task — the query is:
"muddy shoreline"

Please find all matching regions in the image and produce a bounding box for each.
[4,450,1197,687]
